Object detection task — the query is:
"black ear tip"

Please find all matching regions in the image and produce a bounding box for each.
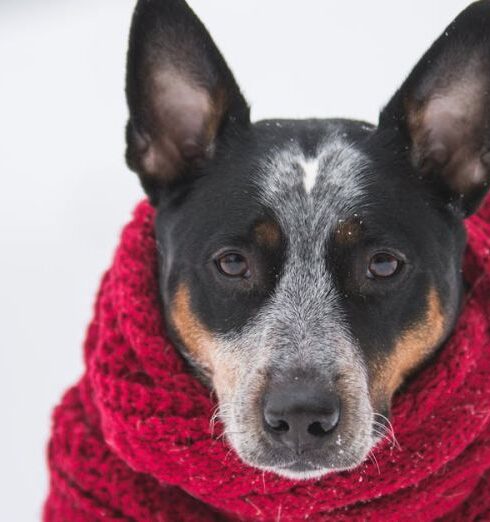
[135,0,186,8]
[133,0,198,22]
[452,0,490,28]
[459,0,490,14]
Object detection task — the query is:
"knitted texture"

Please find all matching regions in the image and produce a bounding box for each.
[44,199,490,522]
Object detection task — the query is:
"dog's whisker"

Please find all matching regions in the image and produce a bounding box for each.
[367,450,381,475]
[373,413,401,450]
[209,404,224,436]
[216,429,246,443]
[372,423,391,441]
[372,427,386,438]
[372,428,397,450]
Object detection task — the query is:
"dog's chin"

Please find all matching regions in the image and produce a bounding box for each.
[247,453,371,480]
[257,463,335,481]
[231,436,376,481]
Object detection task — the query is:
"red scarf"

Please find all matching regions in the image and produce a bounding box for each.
[44,199,490,522]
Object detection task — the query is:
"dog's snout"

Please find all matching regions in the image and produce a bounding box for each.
[263,379,341,454]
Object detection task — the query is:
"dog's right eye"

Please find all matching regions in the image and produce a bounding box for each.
[367,252,402,279]
[216,253,251,278]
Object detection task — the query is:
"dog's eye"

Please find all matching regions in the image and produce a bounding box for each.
[216,253,250,278]
[367,253,401,279]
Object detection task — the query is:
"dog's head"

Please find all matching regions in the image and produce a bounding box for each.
[125,0,490,479]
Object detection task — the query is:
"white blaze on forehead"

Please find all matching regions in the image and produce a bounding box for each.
[257,134,369,210]
[300,157,321,194]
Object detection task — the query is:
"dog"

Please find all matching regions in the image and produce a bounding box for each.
[124,0,490,480]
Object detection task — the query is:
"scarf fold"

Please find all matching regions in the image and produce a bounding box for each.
[44,199,490,522]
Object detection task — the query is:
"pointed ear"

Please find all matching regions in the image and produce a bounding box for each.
[125,0,250,204]
[379,1,490,216]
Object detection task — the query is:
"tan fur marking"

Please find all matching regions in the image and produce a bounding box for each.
[334,217,362,245]
[370,287,446,406]
[171,284,215,372]
[170,284,238,399]
[212,360,239,403]
[254,221,281,248]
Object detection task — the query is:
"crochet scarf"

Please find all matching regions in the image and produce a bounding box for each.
[44,199,490,522]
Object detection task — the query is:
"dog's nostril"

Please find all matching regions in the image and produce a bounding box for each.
[265,418,289,433]
[307,421,330,437]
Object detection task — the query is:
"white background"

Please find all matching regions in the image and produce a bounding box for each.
[0,1,469,520]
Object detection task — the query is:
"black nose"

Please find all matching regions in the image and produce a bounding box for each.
[263,379,341,454]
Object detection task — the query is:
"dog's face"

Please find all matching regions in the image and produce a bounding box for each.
[125,0,490,479]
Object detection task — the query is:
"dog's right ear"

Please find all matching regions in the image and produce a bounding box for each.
[125,0,250,204]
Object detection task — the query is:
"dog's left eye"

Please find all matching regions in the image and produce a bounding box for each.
[367,253,401,279]
[216,253,251,278]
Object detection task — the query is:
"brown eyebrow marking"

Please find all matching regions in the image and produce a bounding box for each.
[170,283,238,399]
[254,220,281,248]
[369,286,446,407]
[334,216,363,245]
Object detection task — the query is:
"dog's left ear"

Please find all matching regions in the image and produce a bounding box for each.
[125,0,250,204]
[379,1,490,216]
